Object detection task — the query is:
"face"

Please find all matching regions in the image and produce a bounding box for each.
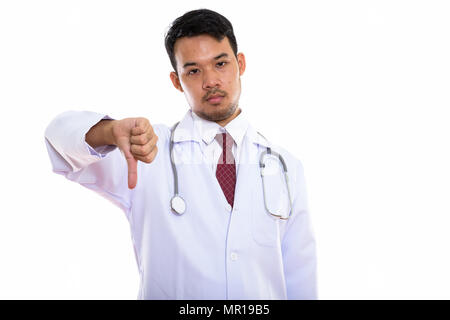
[170,34,246,125]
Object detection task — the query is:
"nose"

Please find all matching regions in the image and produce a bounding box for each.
[202,68,222,90]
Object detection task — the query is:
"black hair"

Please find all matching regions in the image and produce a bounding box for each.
[164,9,238,73]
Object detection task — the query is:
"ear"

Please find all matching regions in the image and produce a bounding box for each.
[237,52,246,76]
[170,71,184,92]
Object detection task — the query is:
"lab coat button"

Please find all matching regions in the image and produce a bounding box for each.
[230,252,238,261]
[226,204,232,211]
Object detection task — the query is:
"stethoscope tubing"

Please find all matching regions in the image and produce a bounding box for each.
[169,121,293,219]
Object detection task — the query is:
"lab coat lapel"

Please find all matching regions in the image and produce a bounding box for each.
[171,110,231,209]
[233,123,270,212]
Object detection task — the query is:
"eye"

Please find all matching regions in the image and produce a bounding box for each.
[216,61,227,68]
[188,69,199,75]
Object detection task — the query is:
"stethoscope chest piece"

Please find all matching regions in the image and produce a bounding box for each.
[171,195,186,215]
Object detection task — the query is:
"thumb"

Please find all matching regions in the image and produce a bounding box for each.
[117,136,138,189]
[125,149,138,189]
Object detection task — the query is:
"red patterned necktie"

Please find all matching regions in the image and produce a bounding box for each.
[215,132,236,208]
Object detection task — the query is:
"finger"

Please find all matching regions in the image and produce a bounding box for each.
[130,134,158,155]
[125,150,138,189]
[133,146,158,164]
[117,136,138,189]
[131,118,150,136]
[131,142,152,156]
[130,130,152,145]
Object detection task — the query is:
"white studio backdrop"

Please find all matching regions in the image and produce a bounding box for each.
[0,0,449,299]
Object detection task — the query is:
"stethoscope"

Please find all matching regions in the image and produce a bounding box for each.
[169,122,293,220]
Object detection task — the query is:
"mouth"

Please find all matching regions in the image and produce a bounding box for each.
[206,94,225,104]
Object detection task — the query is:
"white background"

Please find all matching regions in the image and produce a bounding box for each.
[0,0,449,299]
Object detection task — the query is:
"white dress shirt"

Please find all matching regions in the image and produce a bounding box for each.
[44,108,318,300]
[191,109,248,175]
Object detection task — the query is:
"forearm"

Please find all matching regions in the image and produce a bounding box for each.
[85,119,116,148]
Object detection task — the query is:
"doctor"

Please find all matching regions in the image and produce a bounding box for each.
[44,9,317,299]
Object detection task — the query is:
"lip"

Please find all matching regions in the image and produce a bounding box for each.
[207,95,224,104]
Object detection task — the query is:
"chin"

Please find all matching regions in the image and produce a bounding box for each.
[196,103,237,122]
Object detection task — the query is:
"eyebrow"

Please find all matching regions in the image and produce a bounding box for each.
[182,53,229,69]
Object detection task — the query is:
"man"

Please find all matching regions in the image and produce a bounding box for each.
[45,9,317,299]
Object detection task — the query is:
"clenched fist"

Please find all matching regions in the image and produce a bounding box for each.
[86,117,158,189]
[111,118,158,189]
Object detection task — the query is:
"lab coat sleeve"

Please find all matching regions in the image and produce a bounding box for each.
[281,160,318,299]
[44,110,133,216]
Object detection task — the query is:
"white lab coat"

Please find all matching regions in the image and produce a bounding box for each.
[44,109,317,299]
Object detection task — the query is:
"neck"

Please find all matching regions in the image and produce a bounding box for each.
[216,108,241,127]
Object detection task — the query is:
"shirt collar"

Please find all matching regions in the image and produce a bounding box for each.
[191,108,249,149]
[190,110,222,145]
[172,108,270,148]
